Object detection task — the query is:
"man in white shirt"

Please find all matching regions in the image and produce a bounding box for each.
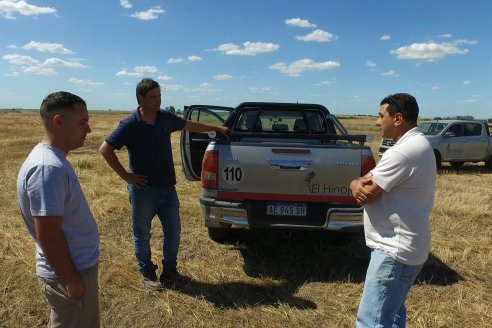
[350,93,436,327]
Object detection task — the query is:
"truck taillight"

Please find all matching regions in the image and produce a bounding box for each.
[361,155,376,177]
[201,150,218,190]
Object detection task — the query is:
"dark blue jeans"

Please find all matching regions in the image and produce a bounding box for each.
[128,184,181,274]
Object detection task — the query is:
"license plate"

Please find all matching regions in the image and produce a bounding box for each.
[267,203,307,216]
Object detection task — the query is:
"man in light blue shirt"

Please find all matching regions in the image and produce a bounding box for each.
[17,91,100,328]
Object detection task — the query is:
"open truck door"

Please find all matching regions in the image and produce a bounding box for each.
[180,105,233,181]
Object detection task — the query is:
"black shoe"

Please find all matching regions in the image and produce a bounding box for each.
[142,264,163,291]
[160,268,188,285]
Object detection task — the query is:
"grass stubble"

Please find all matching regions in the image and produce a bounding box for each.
[0,112,491,327]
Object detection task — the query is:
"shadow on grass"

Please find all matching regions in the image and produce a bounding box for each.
[235,230,463,286]
[172,230,462,309]
[172,279,317,309]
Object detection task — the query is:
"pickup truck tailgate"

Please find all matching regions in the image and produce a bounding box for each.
[216,142,361,203]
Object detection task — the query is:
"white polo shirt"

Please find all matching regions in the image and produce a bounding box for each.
[364,127,436,265]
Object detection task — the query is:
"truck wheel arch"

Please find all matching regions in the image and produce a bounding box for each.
[208,226,233,243]
[434,150,442,169]
[486,159,492,170]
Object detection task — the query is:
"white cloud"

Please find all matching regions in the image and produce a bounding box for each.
[366,60,377,68]
[390,39,478,62]
[115,66,158,78]
[42,58,85,68]
[4,71,20,77]
[130,6,164,20]
[269,59,340,77]
[214,74,233,80]
[188,55,202,62]
[23,66,56,76]
[161,84,183,91]
[167,57,185,64]
[21,41,73,54]
[249,87,274,94]
[2,54,39,66]
[134,65,158,73]
[116,70,143,78]
[295,29,337,42]
[462,80,471,85]
[192,82,221,93]
[314,81,331,86]
[285,18,316,28]
[3,53,85,76]
[382,70,399,77]
[69,77,104,89]
[431,34,452,39]
[158,75,173,81]
[120,0,132,9]
[0,0,56,20]
[200,82,213,89]
[380,35,391,41]
[213,42,280,56]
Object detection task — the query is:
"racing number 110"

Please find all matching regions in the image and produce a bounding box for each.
[223,166,243,182]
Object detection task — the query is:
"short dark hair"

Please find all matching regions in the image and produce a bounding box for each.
[380,93,419,123]
[40,91,86,125]
[136,78,160,104]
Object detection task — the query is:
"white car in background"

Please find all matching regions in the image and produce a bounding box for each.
[378,120,492,169]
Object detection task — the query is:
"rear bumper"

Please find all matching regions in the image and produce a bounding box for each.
[199,197,364,232]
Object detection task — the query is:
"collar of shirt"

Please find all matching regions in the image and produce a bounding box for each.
[395,127,422,146]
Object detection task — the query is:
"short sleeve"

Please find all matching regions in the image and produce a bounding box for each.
[27,165,67,217]
[105,120,131,150]
[371,150,410,192]
[167,112,186,132]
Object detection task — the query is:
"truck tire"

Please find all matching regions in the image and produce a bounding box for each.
[486,159,492,170]
[434,151,442,170]
[326,232,353,246]
[207,226,233,242]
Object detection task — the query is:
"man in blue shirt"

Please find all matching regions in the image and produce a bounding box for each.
[99,78,229,290]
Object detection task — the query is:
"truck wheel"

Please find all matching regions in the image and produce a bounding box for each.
[207,226,233,242]
[450,161,464,168]
[486,159,492,170]
[434,151,442,170]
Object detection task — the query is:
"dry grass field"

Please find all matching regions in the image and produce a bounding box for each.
[1,111,491,328]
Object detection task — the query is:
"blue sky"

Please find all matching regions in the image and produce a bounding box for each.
[1,0,491,119]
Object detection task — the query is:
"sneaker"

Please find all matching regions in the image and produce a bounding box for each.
[142,264,164,291]
[159,268,189,285]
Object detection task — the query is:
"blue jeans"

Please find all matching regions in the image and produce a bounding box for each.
[356,249,423,328]
[128,184,181,274]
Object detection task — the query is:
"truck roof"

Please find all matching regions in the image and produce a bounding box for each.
[235,102,331,114]
[422,119,487,124]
